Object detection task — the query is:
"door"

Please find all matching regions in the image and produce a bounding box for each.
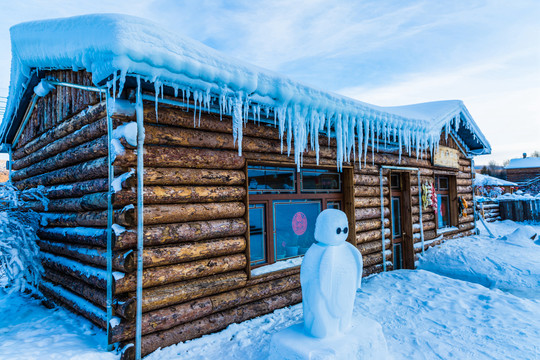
[389,172,414,270]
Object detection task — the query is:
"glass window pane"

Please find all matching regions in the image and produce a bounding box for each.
[391,174,401,189]
[301,169,341,192]
[437,195,450,228]
[393,243,402,270]
[439,177,449,190]
[248,166,295,193]
[249,204,266,265]
[274,200,321,259]
[327,201,341,210]
[391,196,402,238]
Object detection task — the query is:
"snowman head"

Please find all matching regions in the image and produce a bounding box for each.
[314,209,349,246]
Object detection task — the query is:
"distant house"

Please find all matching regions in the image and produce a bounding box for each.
[505,156,540,184]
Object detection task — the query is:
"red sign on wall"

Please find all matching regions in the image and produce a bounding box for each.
[292,211,308,235]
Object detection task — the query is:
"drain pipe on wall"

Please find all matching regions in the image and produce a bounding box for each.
[135,76,145,360]
[471,157,479,234]
[379,167,386,272]
[105,90,115,352]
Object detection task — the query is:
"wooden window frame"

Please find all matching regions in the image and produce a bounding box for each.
[435,175,458,230]
[247,164,344,268]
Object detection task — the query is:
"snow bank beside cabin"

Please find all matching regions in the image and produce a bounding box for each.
[3,14,490,171]
[417,220,540,298]
[146,269,540,360]
[0,290,117,360]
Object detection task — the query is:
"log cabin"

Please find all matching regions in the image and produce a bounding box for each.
[0,14,491,359]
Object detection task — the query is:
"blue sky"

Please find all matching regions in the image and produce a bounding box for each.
[1,0,538,165]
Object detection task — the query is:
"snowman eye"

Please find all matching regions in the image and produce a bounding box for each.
[343,227,348,234]
[336,228,341,234]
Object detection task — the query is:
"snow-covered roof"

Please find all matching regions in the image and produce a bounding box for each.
[505,157,540,170]
[474,173,517,187]
[1,14,491,168]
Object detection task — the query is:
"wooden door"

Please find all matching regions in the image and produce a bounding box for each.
[389,172,415,270]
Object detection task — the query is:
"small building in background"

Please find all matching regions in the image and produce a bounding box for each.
[506,155,540,189]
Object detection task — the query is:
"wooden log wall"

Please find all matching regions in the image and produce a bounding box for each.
[11,71,477,359]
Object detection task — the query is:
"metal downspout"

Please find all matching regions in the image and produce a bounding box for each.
[105,91,114,352]
[471,157,478,234]
[379,167,386,272]
[12,94,38,148]
[417,172,425,255]
[7,145,12,183]
[135,77,145,360]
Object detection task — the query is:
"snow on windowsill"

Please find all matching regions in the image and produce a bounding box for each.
[251,257,303,277]
[436,226,459,235]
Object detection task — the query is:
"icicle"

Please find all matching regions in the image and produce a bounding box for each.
[363,116,370,167]
[154,81,161,123]
[398,126,403,163]
[370,114,375,165]
[173,86,178,98]
[117,69,127,98]
[356,115,363,169]
[112,72,117,99]
[336,114,343,172]
[232,93,244,156]
[287,107,293,157]
[193,91,199,126]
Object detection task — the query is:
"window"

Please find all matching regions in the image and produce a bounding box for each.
[435,175,452,228]
[248,165,343,267]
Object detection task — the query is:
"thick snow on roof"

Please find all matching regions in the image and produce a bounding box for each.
[3,14,490,168]
[505,157,540,169]
[474,173,517,187]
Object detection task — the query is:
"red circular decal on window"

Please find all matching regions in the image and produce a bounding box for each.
[292,212,308,236]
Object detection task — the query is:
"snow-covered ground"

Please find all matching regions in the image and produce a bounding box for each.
[1,220,539,360]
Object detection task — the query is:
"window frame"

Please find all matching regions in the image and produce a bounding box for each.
[247,164,344,268]
[435,175,457,230]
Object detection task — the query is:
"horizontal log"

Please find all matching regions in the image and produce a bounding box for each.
[247,266,300,287]
[24,192,109,212]
[40,252,110,291]
[354,174,388,186]
[13,101,106,160]
[355,206,390,221]
[114,146,245,169]
[142,123,335,159]
[43,268,107,309]
[41,209,130,228]
[110,272,300,342]
[122,237,246,272]
[355,218,390,232]
[242,151,344,166]
[457,185,473,194]
[37,227,109,248]
[413,221,436,232]
[412,212,435,223]
[115,254,247,294]
[356,228,391,244]
[354,196,388,208]
[121,288,302,359]
[37,240,128,272]
[14,157,108,189]
[123,202,246,226]
[127,168,245,186]
[357,239,390,255]
[458,215,474,223]
[363,263,385,277]
[140,271,247,313]
[363,251,391,268]
[113,186,246,206]
[40,281,106,329]
[40,178,108,199]
[456,178,473,186]
[12,135,107,182]
[354,185,389,197]
[115,218,247,250]
[13,117,121,170]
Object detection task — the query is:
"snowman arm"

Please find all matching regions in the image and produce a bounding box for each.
[346,242,363,289]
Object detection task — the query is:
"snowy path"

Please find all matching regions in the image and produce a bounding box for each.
[1,220,539,359]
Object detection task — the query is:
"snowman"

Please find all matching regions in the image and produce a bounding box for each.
[300,209,363,338]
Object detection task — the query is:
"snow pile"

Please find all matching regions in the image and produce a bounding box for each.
[505,156,540,169]
[0,211,44,293]
[145,269,540,360]
[3,14,490,170]
[474,173,516,187]
[417,220,540,298]
[0,290,117,360]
